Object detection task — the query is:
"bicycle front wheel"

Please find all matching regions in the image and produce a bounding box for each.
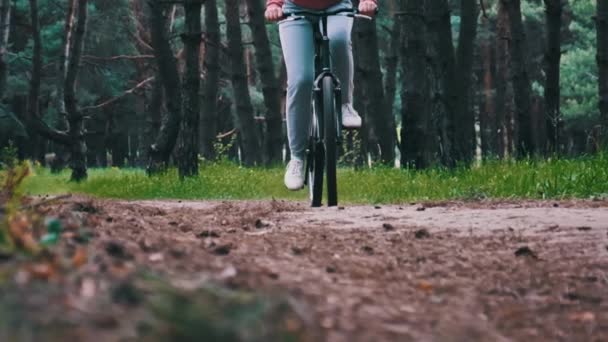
[308,113,324,207]
[323,76,338,207]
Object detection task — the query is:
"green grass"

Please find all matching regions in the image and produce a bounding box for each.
[20,155,608,204]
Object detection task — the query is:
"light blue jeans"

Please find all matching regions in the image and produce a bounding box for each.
[280,0,354,160]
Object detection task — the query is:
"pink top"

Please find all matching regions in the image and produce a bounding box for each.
[266,0,376,10]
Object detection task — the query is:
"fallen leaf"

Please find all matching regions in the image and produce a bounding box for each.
[417,281,433,293]
[569,312,595,323]
[45,218,63,234]
[72,247,88,268]
[40,233,60,246]
[27,262,56,280]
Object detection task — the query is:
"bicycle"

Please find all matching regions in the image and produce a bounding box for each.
[280,8,372,207]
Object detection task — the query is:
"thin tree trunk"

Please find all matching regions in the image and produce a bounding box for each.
[246,0,283,165]
[58,0,77,117]
[352,22,370,168]
[50,0,77,173]
[384,7,401,114]
[27,0,43,140]
[146,78,163,151]
[225,0,261,166]
[496,1,514,158]
[0,0,11,99]
[27,0,72,145]
[129,0,155,165]
[502,0,534,156]
[480,25,497,157]
[64,0,89,181]
[147,0,183,173]
[356,16,395,166]
[384,8,401,161]
[400,0,433,169]
[597,0,608,149]
[425,0,457,167]
[177,0,202,178]
[200,0,220,160]
[454,0,479,163]
[544,0,563,154]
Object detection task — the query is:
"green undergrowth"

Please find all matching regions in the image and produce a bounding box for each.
[20,155,608,204]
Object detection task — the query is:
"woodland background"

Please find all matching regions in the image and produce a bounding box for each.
[0,0,606,180]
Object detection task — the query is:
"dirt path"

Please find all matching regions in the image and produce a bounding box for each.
[10,198,608,341]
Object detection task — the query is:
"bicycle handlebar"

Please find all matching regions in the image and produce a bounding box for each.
[281,8,375,21]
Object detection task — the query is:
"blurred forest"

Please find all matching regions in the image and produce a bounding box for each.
[0,0,606,180]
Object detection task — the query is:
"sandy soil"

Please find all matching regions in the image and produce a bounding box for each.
[4,197,608,341]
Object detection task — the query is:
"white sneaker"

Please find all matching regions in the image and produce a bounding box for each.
[341,103,362,129]
[284,158,305,191]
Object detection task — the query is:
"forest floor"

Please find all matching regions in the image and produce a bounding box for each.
[2,196,608,341]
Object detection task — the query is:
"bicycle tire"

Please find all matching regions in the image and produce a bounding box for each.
[309,141,325,207]
[308,102,325,207]
[323,76,338,207]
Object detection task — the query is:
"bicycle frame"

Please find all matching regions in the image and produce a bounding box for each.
[280,9,371,206]
[281,9,355,145]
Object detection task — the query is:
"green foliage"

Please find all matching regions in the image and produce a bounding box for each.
[8,0,138,113]
[561,0,599,120]
[22,155,608,203]
[0,143,19,170]
[561,47,598,119]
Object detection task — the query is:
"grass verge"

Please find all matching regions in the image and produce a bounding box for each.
[20,155,608,204]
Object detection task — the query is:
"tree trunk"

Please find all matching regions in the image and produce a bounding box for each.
[400,0,433,169]
[544,0,562,154]
[246,0,283,165]
[129,0,155,165]
[200,0,220,160]
[479,25,497,157]
[147,0,183,173]
[496,1,514,158]
[58,0,77,117]
[502,0,534,157]
[50,0,77,173]
[26,0,72,146]
[27,0,43,140]
[177,0,202,178]
[352,22,370,168]
[64,0,89,181]
[425,0,457,167]
[145,78,163,153]
[356,16,395,166]
[384,7,401,161]
[0,0,11,99]
[454,0,479,163]
[225,0,261,166]
[597,0,608,149]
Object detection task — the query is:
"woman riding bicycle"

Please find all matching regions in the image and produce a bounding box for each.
[265,0,378,190]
